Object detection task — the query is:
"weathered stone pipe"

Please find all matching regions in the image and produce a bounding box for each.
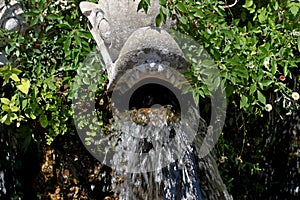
[80,1,232,199]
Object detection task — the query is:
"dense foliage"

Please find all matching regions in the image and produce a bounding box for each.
[0,0,99,197]
[0,0,99,145]
[141,0,300,198]
[0,0,300,199]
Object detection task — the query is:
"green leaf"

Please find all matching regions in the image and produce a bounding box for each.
[261,80,273,87]
[46,25,53,32]
[29,15,39,26]
[0,65,8,74]
[271,60,277,75]
[194,10,204,18]
[11,68,22,74]
[192,90,199,105]
[64,37,72,56]
[290,5,299,16]
[159,0,166,6]
[249,4,256,13]
[11,95,16,103]
[45,77,56,90]
[1,114,8,124]
[232,66,249,79]
[179,16,188,24]
[273,1,279,10]
[22,99,28,109]
[4,73,10,83]
[15,50,20,57]
[10,113,17,121]
[223,44,231,53]
[137,0,150,13]
[176,2,188,13]
[225,85,234,97]
[258,9,267,23]
[39,114,48,128]
[16,78,30,95]
[56,23,72,29]
[10,73,20,82]
[250,84,256,95]
[257,90,266,104]
[1,98,10,105]
[30,112,36,120]
[74,34,81,47]
[2,105,10,112]
[78,30,92,39]
[156,13,162,26]
[240,95,249,109]
[47,13,63,20]
[243,0,253,8]
[10,105,19,112]
[283,64,288,76]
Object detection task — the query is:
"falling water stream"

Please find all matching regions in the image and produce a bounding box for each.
[108,105,205,199]
[0,128,19,199]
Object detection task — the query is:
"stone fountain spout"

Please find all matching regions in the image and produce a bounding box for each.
[79,0,183,89]
[80,1,232,199]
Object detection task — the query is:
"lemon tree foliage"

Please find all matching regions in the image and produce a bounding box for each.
[139,0,300,198]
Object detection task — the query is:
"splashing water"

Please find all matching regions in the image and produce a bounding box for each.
[108,105,205,199]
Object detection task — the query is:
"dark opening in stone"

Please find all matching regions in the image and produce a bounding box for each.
[129,83,180,113]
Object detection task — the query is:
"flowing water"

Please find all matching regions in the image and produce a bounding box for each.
[108,105,206,199]
[0,127,18,199]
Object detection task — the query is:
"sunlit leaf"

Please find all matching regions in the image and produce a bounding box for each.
[2,105,10,112]
[10,73,20,82]
[10,105,19,112]
[243,0,253,8]
[1,114,8,124]
[290,5,299,16]
[11,68,22,74]
[22,99,28,110]
[16,78,30,95]
[1,98,10,105]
